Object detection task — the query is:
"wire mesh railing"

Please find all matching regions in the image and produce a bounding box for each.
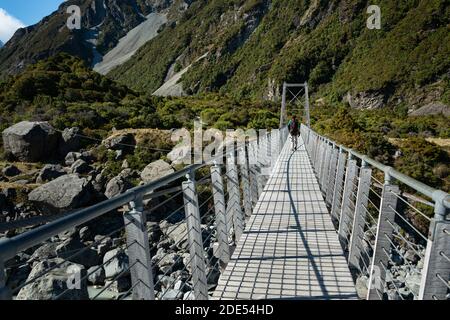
[0,127,288,300]
[301,124,450,300]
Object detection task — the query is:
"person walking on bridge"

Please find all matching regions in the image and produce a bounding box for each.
[288,115,300,151]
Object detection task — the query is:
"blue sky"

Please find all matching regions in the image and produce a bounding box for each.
[0,0,65,42]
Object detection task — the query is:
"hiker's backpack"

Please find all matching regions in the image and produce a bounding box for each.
[289,119,299,134]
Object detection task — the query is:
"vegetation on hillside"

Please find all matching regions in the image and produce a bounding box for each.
[108,0,450,112]
[310,105,450,192]
[0,53,448,193]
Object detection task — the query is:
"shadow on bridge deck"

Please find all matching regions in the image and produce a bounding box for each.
[213,137,358,300]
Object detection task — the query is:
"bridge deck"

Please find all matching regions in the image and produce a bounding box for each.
[213,137,358,300]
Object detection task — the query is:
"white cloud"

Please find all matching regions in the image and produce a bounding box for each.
[0,8,25,43]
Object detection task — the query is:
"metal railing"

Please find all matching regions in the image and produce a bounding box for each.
[301,124,450,300]
[0,127,289,300]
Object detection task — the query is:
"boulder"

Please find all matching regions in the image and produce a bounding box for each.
[160,221,189,250]
[28,242,59,263]
[183,291,195,300]
[104,175,133,199]
[355,275,369,299]
[155,252,184,274]
[28,174,92,214]
[95,236,113,258]
[103,248,129,279]
[405,273,422,297]
[160,289,183,300]
[65,152,87,166]
[409,102,450,117]
[344,91,386,110]
[105,277,131,293]
[59,127,81,157]
[56,237,99,268]
[36,164,66,184]
[140,160,174,183]
[16,259,88,300]
[87,266,105,285]
[2,121,60,162]
[2,165,21,177]
[70,159,92,174]
[102,133,136,152]
[79,226,93,242]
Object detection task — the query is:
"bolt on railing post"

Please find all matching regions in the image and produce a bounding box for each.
[123,193,155,300]
[331,149,347,220]
[239,144,252,220]
[367,181,400,300]
[419,202,450,300]
[226,151,244,243]
[325,147,339,206]
[182,173,209,300]
[211,165,231,265]
[348,163,372,270]
[338,159,358,248]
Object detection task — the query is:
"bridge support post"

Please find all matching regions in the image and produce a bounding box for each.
[124,194,155,300]
[419,209,450,300]
[211,165,231,265]
[348,164,372,270]
[227,151,244,243]
[325,147,339,206]
[331,150,347,220]
[367,183,399,300]
[338,159,358,249]
[239,144,252,219]
[183,175,209,300]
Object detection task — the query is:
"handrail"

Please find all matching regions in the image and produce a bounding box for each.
[303,125,450,218]
[0,128,280,263]
[0,163,203,262]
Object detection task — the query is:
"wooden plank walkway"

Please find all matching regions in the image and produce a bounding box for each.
[213,137,358,300]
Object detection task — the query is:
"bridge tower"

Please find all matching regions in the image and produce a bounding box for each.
[280,82,311,128]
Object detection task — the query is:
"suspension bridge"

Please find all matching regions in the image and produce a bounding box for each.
[0,123,449,300]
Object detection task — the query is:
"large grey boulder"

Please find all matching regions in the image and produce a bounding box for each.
[2,121,59,162]
[36,164,66,184]
[103,248,129,279]
[59,127,81,157]
[140,160,174,183]
[155,252,184,274]
[104,175,133,199]
[160,221,188,250]
[355,275,369,299]
[65,152,83,166]
[87,266,105,285]
[70,159,92,174]
[102,133,136,151]
[56,237,99,268]
[16,259,88,300]
[28,174,92,214]
[405,273,422,297]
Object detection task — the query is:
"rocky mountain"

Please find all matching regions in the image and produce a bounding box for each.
[107,0,450,112]
[0,0,449,113]
[0,0,190,77]
[0,40,3,48]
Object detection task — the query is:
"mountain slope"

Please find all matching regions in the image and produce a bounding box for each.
[0,0,185,77]
[108,0,450,112]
